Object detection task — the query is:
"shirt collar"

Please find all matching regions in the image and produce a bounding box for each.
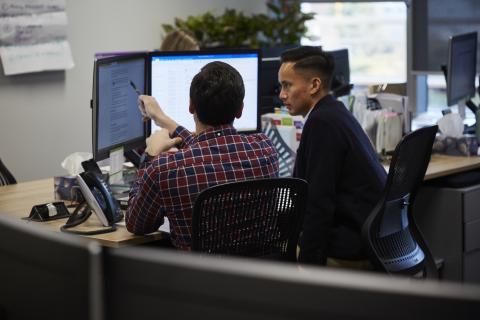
[304,107,314,122]
[196,124,238,142]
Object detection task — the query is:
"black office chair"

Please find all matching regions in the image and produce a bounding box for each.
[0,158,17,185]
[362,125,439,278]
[192,178,308,262]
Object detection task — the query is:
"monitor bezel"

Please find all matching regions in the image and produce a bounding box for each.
[92,53,148,161]
[327,48,350,90]
[259,57,282,114]
[446,31,478,107]
[147,48,261,135]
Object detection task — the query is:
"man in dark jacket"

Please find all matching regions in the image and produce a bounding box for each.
[278,46,387,267]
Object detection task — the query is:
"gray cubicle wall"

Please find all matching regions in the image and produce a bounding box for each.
[0,0,267,182]
[412,0,480,73]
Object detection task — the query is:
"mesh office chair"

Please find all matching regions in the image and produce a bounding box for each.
[362,125,439,278]
[0,158,16,185]
[192,178,307,262]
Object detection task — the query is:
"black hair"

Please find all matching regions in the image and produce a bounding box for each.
[189,61,245,126]
[280,46,334,90]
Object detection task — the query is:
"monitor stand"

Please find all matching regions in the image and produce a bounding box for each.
[124,149,142,168]
[461,99,480,142]
[457,99,467,119]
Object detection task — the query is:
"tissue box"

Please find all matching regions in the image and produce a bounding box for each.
[54,176,82,202]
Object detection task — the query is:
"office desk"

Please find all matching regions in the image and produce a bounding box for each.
[0,178,163,248]
[384,154,480,180]
[1,154,480,248]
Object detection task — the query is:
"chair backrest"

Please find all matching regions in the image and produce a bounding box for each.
[362,125,439,278]
[0,158,17,185]
[192,178,308,261]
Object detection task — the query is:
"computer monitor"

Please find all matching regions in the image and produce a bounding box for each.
[327,48,352,98]
[447,32,478,107]
[92,53,147,161]
[105,246,480,320]
[260,57,282,114]
[259,49,352,114]
[148,49,260,133]
[0,214,103,320]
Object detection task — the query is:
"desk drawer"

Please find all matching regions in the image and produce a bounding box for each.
[465,219,480,252]
[464,187,480,222]
[464,250,480,284]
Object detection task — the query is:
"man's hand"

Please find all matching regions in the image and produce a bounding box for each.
[145,129,182,157]
[138,95,178,134]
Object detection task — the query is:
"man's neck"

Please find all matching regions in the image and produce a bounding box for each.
[303,91,329,117]
[195,122,234,135]
[195,122,214,135]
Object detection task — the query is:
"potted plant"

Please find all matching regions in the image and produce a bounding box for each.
[161,0,315,50]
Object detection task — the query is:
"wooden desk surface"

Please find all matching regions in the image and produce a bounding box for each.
[0,179,163,248]
[1,154,479,247]
[383,154,480,180]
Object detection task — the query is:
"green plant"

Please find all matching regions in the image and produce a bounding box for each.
[257,0,315,47]
[162,0,315,48]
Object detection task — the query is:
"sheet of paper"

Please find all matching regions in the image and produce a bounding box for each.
[159,217,170,233]
[0,0,66,16]
[0,40,73,75]
[109,147,125,185]
[0,0,74,75]
[116,216,170,235]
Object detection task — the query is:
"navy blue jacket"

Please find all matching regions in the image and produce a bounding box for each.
[295,95,387,265]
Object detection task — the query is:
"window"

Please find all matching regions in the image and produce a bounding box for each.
[416,74,479,129]
[301,2,407,86]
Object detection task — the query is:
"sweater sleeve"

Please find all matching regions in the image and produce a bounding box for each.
[298,117,346,265]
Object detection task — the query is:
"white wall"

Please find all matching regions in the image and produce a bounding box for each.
[0,0,267,182]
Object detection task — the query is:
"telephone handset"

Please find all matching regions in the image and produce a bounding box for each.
[76,171,123,226]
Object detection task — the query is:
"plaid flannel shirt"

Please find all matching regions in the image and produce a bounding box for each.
[126,125,279,250]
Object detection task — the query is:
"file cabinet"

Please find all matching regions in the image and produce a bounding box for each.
[413,184,480,283]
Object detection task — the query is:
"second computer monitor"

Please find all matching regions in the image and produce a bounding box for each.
[327,49,351,96]
[149,49,260,133]
[447,31,478,106]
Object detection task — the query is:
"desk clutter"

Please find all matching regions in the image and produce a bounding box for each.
[25,202,70,222]
[261,110,304,177]
[351,92,409,155]
[37,156,130,236]
[433,135,479,157]
[433,112,480,156]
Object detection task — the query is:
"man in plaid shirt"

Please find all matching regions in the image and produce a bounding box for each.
[126,61,279,250]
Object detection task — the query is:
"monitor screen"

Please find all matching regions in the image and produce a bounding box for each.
[149,50,260,133]
[327,49,350,94]
[93,54,147,161]
[260,57,282,114]
[447,32,478,106]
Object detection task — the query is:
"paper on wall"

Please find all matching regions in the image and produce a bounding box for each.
[0,0,74,75]
[0,40,73,75]
[0,0,66,16]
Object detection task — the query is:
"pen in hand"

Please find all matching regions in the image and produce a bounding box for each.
[130,80,148,120]
[129,80,142,95]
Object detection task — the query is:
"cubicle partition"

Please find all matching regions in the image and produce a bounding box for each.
[1,213,480,320]
[104,247,480,320]
[0,214,103,320]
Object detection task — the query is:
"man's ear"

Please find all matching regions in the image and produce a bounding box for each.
[189,99,195,115]
[235,102,244,119]
[310,77,322,95]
